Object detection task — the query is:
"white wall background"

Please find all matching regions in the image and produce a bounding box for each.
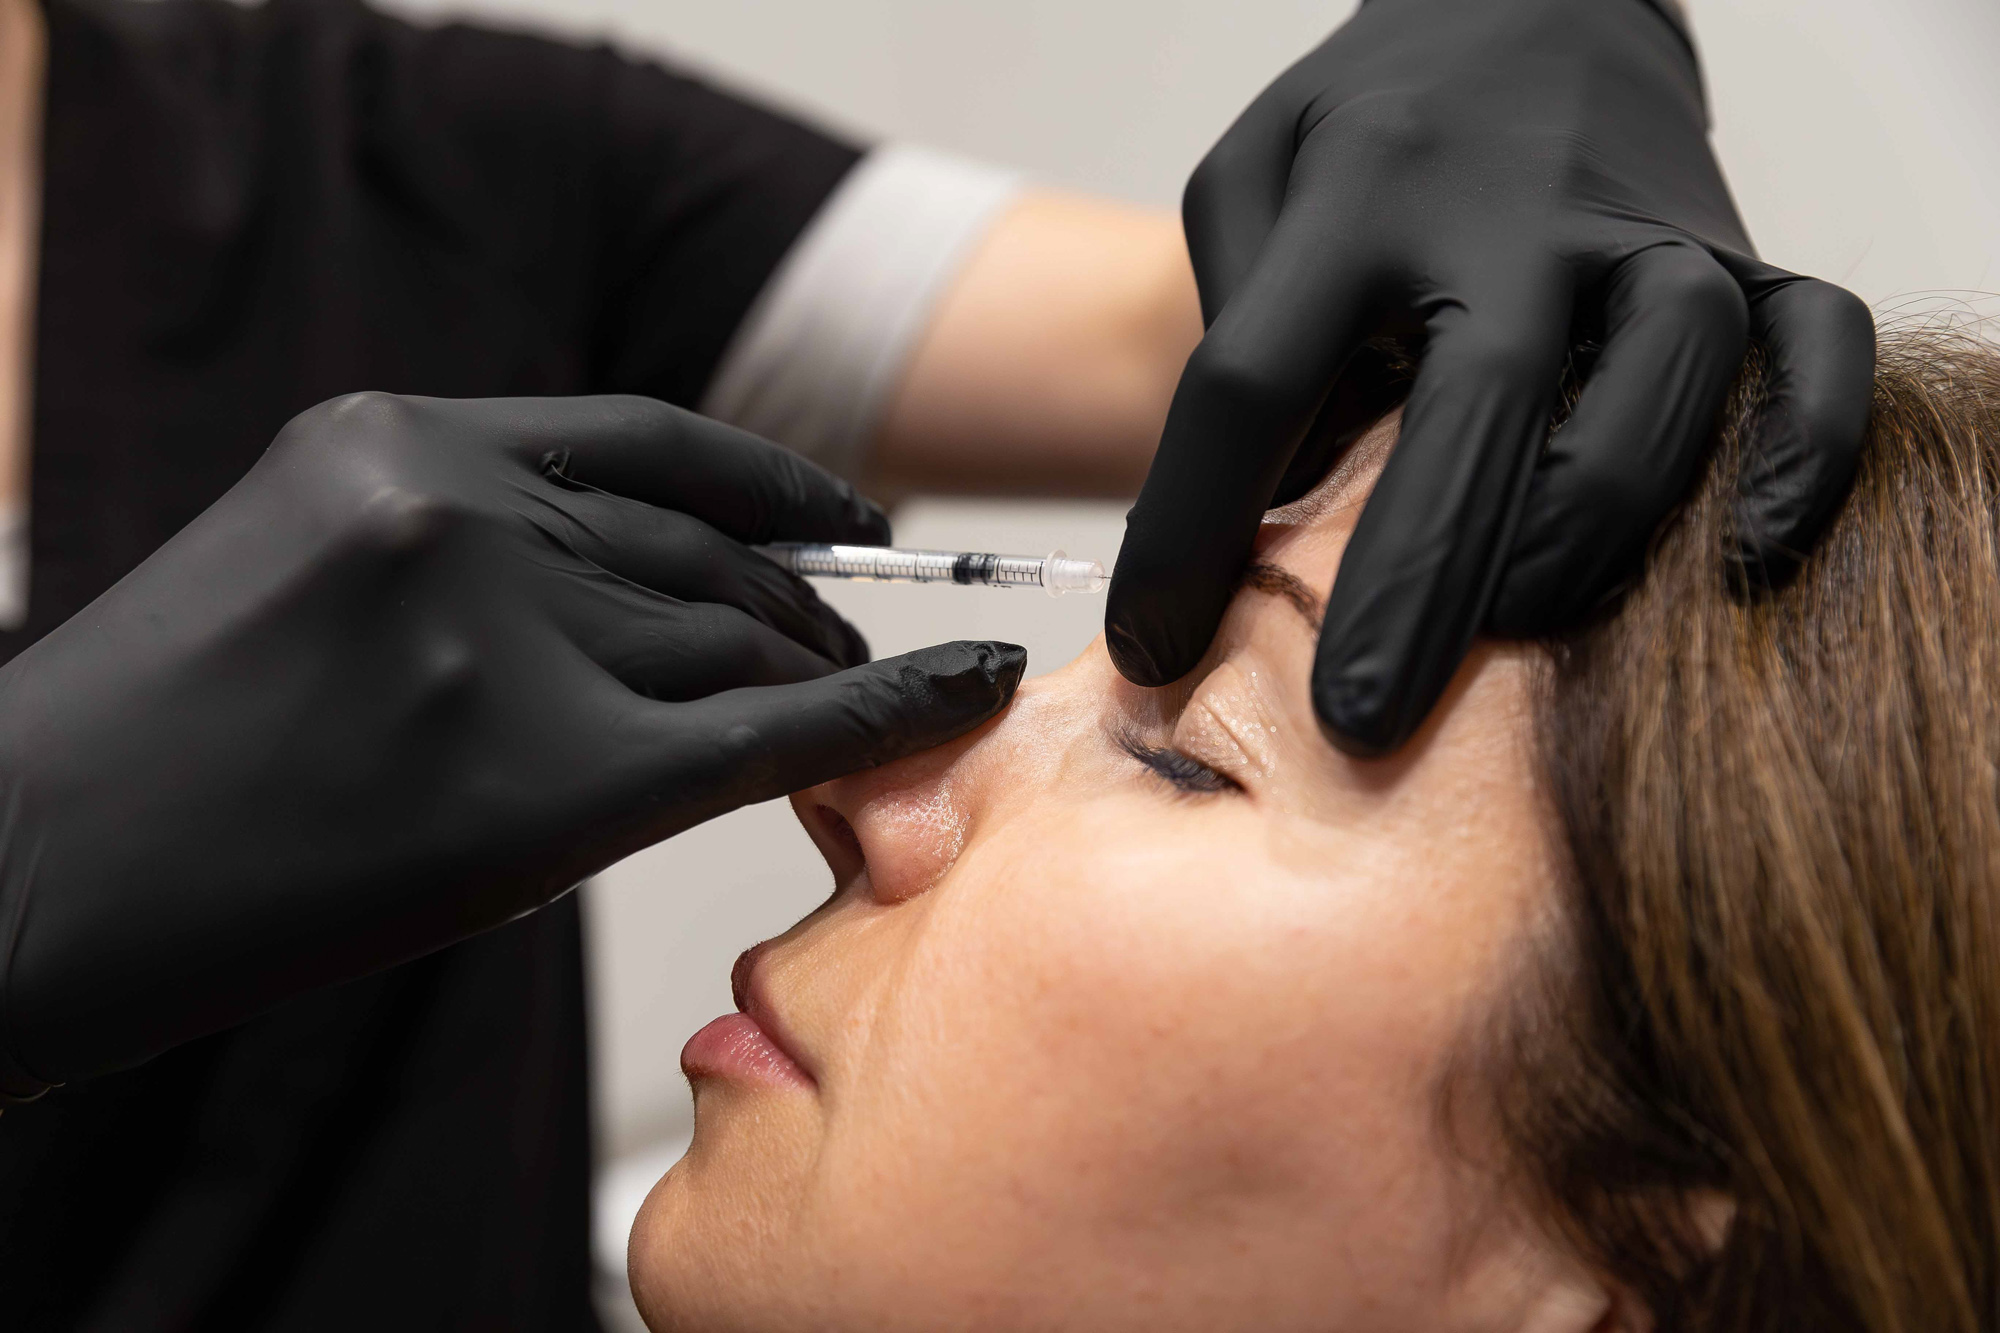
[385,0,1999,1317]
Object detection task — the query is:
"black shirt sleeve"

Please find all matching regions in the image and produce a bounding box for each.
[305,0,864,406]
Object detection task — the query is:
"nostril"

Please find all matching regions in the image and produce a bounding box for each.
[818,806,863,861]
[813,805,867,885]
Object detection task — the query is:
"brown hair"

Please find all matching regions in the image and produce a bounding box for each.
[1493,326,2000,1331]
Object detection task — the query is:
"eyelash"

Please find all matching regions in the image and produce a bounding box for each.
[1116,731,1242,797]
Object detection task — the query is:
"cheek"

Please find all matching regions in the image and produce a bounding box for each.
[801,799,1490,1320]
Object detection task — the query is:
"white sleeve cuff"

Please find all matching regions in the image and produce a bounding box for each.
[0,500,25,631]
[699,144,1024,481]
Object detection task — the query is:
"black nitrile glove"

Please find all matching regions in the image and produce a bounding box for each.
[0,393,1025,1101]
[1108,0,1876,755]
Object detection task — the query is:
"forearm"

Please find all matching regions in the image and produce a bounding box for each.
[870,191,1201,498]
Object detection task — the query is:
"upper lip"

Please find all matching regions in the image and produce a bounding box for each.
[731,941,816,1083]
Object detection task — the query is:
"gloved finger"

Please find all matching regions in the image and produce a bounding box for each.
[1269,340,1420,509]
[1489,242,1748,635]
[556,575,848,703]
[1182,92,1295,324]
[1108,182,1380,689]
[546,485,868,669]
[1314,267,1572,756]
[638,641,1028,831]
[1714,257,1876,590]
[489,394,891,545]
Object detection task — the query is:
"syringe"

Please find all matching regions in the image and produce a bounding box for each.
[756,544,1107,597]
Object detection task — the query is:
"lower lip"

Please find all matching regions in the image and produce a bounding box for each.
[682,1013,814,1091]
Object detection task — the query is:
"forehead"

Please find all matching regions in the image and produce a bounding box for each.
[1260,413,1397,563]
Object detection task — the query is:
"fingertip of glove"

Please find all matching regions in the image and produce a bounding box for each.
[965,640,1030,701]
[1727,464,1840,598]
[1318,706,1403,761]
[1311,662,1413,761]
[900,640,1028,711]
[1104,619,1180,689]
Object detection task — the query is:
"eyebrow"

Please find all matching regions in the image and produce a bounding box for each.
[1237,560,1325,634]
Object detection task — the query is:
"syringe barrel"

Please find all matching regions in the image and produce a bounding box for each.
[771,545,1043,586]
[759,544,1105,595]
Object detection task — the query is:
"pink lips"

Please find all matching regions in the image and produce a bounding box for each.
[680,945,814,1091]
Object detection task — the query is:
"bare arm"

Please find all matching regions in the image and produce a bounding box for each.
[0,0,44,631]
[870,191,1201,499]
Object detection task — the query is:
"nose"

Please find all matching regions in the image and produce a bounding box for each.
[794,724,982,904]
[793,645,1120,904]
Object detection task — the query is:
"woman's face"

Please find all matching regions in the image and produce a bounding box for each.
[632,426,1603,1332]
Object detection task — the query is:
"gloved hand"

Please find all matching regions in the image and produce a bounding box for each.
[0,393,1024,1100]
[1108,0,1875,755]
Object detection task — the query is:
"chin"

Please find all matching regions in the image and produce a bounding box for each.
[626,1097,822,1333]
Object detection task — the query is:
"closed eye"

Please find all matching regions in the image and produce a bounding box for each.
[1116,730,1242,797]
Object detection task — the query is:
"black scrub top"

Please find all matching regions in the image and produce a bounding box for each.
[0,0,858,1327]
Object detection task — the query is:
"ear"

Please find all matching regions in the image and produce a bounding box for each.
[1508,1191,1737,1333]
[1584,1286,1656,1333]
[1507,1273,1664,1333]
[1508,1273,1628,1333]
[1461,1224,1647,1333]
